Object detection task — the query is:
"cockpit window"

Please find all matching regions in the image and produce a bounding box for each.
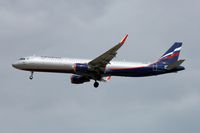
[19,58,26,60]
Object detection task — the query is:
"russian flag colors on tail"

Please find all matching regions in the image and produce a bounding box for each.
[157,42,182,65]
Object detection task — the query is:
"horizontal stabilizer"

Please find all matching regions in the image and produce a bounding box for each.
[166,59,185,70]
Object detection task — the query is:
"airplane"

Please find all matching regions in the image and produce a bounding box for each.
[12,34,185,88]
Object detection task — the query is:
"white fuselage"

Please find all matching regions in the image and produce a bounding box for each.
[12,56,149,75]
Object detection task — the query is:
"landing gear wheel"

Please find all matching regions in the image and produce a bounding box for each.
[29,71,34,80]
[29,76,33,80]
[94,82,99,88]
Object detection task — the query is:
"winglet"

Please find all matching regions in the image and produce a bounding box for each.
[120,34,128,45]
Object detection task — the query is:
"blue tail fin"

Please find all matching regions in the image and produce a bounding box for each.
[157,42,182,65]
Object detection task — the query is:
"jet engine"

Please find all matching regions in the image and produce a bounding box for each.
[71,75,90,84]
[74,63,90,74]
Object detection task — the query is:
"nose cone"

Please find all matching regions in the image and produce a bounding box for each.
[12,63,15,68]
[12,63,19,69]
[12,62,23,69]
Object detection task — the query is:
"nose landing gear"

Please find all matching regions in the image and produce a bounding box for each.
[29,71,34,80]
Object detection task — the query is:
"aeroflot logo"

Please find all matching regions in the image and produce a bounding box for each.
[160,47,181,59]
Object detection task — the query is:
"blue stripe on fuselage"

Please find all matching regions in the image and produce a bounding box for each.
[105,66,157,77]
[105,65,184,77]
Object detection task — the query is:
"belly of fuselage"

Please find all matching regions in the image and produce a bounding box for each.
[105,67,157,77]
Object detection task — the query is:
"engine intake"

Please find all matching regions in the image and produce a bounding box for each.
[74,63,90,74]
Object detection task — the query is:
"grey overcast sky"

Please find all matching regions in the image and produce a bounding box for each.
[0,0,200,133]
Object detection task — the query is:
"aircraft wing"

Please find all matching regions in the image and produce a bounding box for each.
[88,34,128,72]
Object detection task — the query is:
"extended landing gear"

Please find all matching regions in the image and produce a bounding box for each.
[29,71,34,80]
[94,81,99,88]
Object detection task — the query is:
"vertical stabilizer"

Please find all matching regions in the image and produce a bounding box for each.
[157,42,182,65]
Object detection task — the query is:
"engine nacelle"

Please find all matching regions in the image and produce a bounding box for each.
[74,63,90,74]
[71,75,90,84]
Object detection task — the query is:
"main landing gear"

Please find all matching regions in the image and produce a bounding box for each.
[94,81,99,88]
[29,71,34,80]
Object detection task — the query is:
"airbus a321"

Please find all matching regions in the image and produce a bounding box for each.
[12,34,185,88]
